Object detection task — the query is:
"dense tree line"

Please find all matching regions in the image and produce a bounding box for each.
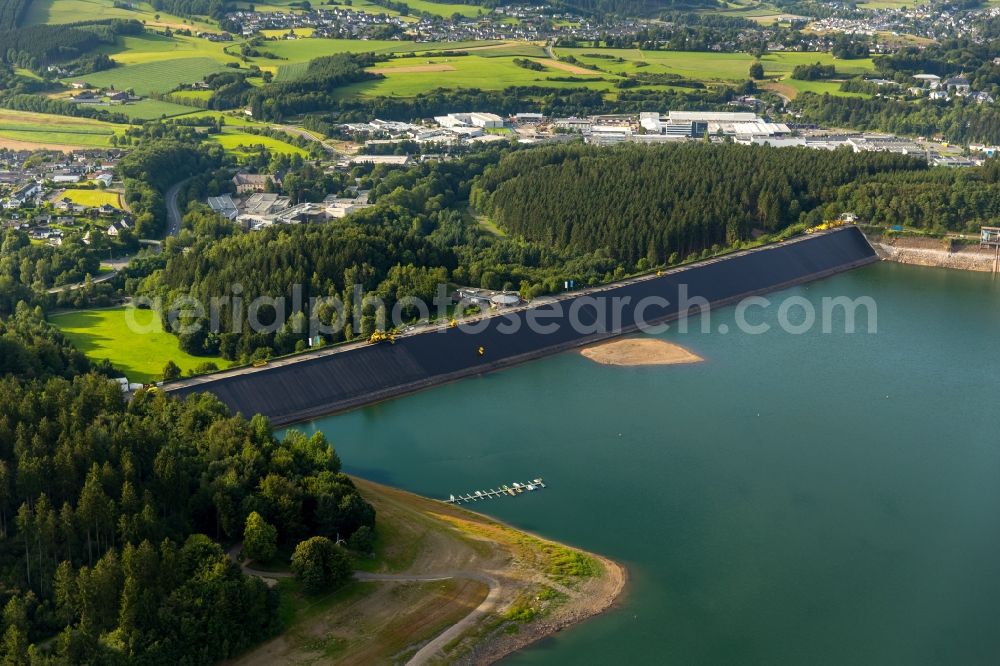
[0,20,143,73]
[118,136,225,237]
[830,35,869,60]
[831,157,1000,232]
[243,54,382,121]
[471,143,927,266]
[791,92,1000,145]
[0,304,93,380]
[0,227,127,316]
[0,309,375,662]
[791,62,836,80]
[149,0,233,19]
[0,0,29,31]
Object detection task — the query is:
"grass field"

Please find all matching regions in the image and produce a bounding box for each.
[313,46,876,99]
[555,47,874,82]
[0,109,122,149]
[780,78,869,97]
[339,53,617,97]
[25,0,215,30]
[168,90,215,102]
[68,57,230,95]
[210,129,309,156]
[385,0,484,17]
[99,33,240,67]
[50,306,226,383]
[113,99,199,120]
[59,189,122,207]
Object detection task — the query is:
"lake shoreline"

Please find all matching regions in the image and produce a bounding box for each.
[234,476,629,664]
[457,553,628,665]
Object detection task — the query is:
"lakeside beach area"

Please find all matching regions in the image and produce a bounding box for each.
[581,337,704,366]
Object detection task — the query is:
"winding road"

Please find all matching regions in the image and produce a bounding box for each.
[165,178,190,237]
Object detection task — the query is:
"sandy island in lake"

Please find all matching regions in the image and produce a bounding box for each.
[581,337,703,366]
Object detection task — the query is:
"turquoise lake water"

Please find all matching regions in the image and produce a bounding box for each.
[291,262,1000,665]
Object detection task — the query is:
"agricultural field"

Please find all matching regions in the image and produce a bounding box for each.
[168,89,215,103]
[50,306,226,383]
[258,37,503,68]
[209,129,309,156]
[338,53,618,97]
[383,0,485,17]
[98,34,240,68]
[57,189,123,207]
[68,57,231,96]
[113,99,199,120]
[24,0,215,30]
[774,78,869,98]
[319,47,875,99]
[553,47,875,83]
[0,109,122,149]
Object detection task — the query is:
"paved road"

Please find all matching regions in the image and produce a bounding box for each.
[46,256,133,294]
[47,269,118,294]
[165,178,190,237]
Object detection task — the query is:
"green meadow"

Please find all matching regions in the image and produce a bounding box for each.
[58,189,122,207]
[114,99,199,120]
[0,109,122,148]
[337,54,617,97]
[50,306,225,383]
[210,129,309,156]
[99,34,240,67]
[553,47,875,82]
[68,57,230,95]
[259,38,504,65]
[24,0,216,30]
[384,0,484,17]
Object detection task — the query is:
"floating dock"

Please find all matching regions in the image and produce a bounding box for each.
[445,478,546,504]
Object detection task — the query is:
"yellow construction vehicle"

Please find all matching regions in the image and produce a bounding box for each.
[477,346,485,356]
[368,330,396,344]
[449,319,458,328]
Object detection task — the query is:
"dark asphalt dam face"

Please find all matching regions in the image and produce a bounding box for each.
[165,227,878,426]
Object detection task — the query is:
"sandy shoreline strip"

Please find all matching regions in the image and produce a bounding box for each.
[459,554,628,665]
[580,337,703,366]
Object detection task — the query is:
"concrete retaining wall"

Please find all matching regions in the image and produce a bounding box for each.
[166,227,878,426]
[869,235,997,272]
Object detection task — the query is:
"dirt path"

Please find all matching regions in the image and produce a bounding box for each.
[230,478,626,665]
[406,573,501,666]
[535,58,593,75]
[0,137,85,152]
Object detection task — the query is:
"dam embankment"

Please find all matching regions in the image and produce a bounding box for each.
[868,234,998,272]
[165,227,878,426]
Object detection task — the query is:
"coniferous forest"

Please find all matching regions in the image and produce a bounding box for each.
[471,143,927,266]
[0,306,375,664]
